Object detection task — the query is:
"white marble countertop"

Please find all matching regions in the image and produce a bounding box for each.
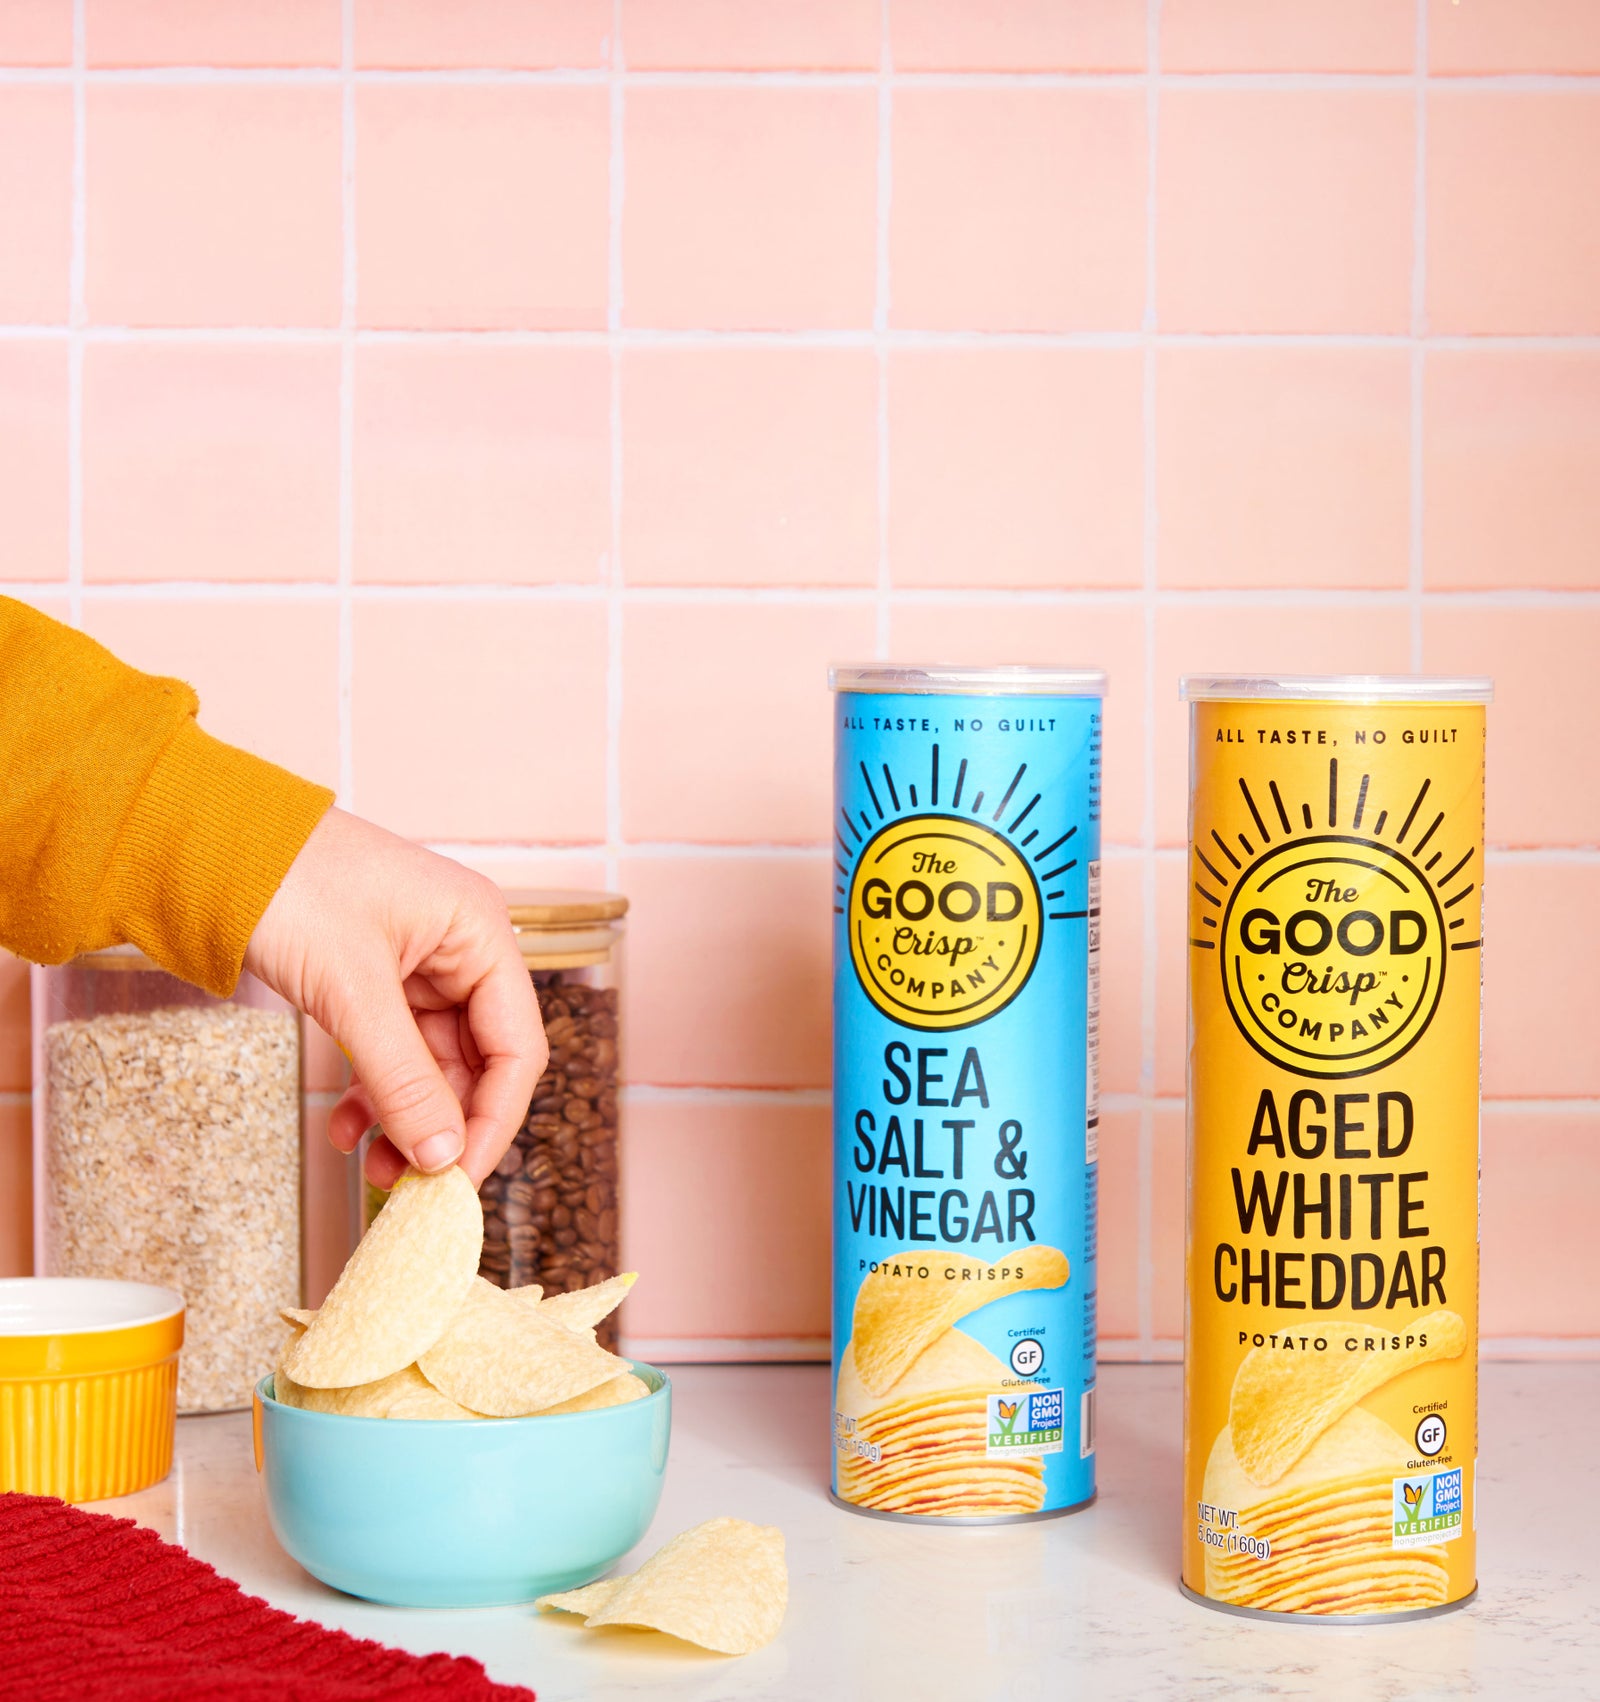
[96,1362,1596,1701]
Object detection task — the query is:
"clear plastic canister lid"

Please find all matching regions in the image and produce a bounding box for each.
[1180,674,1492,704]
[830,663,1107,696]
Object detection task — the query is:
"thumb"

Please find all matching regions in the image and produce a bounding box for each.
[336,971,465,1175]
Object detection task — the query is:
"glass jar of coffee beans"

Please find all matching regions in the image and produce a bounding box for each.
[486,891,627,1350]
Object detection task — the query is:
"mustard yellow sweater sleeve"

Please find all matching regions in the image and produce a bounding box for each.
[0,597,334,995]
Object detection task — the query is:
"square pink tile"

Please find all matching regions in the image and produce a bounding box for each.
[1095,1107,1141,1340]
[1482,863,1600,1099]
[352,599,606,840]
[891,87,1145,331]
[356,0,609,67]
[0,1,70,64]
[87,87,341,327]
[84,342,340,583]
[1423,604,1600,848]
[623,600,875,843]
[1162,0,1412,70]
[1153,602,1413,846]
[891,0,1144,69]
[885,598,1146,848]
[889,348,1143,589]
[623,0,878,68]
[87,0,340,65]
[0,953,29,1092]
[0,343,68,582]
[357,86,609,330]
[1096,855,1145,1095]
[1158,89,1413,333]
[82,596,340,787]
[622,348,876,587]
[0,89,71,321]
[1157,346,1410,590]
[0,1102,32,1278]
[354,344,608,586]
[1424,351,1600,591]
[1430,0,1600,74]
[620,1097,830,1341]
[1428,90,1600,334]
[624,88,876,330]
[1481,1109,1600,1338]
[1150,1106,1184,1341]
[619,852,832,1088]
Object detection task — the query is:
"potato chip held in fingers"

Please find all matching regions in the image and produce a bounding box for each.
[281,1167,483,1389]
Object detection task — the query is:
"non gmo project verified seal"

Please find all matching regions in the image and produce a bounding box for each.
[1392,1467,1463,1550]
[987,1390,1064,1456]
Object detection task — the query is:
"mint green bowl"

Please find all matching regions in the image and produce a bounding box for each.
[254,1364,670,1607]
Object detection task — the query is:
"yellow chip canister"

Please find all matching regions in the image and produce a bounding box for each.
[1180,675,1491,1622]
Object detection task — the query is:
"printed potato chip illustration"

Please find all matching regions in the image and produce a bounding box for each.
[1181,676,1490,1619]
[830,666,1104,1521]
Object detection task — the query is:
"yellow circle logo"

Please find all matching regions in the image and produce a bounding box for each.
[848,815,1041,1030]
[1219,835,1446,1078]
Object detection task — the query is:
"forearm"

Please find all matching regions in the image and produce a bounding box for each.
[0,597,333,994]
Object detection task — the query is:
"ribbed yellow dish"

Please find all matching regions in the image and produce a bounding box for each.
[0,1279,184,1503]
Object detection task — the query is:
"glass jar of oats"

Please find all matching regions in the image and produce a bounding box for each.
[31,949,302,1414]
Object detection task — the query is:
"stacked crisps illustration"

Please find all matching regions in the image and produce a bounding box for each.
[1202,1311,1466,1614]
[834,1249,1067,1518]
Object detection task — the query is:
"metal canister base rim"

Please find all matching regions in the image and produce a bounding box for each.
[830,1490,1096,1527]
[1179,1580,1477,1625]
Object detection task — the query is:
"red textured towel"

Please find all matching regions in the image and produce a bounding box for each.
[0,1492,536,1702]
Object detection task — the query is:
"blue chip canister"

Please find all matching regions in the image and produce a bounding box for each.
[829,664,1105,1523]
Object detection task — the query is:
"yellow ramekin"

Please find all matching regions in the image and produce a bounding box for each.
[0,1278,184,1502]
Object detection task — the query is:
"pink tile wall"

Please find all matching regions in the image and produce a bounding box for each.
[1,3,1596,1358]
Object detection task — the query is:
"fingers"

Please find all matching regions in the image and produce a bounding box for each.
[457,945,545,1186]
[336,966,468,1175]
[327,1080,378,1153]
[362,1130,408,1191]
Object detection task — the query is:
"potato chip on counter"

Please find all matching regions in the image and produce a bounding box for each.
[538,1518,787,1655]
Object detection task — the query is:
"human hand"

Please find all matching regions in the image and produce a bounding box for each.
[243,808,545,1188]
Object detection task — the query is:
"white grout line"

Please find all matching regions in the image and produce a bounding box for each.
[622,1085,832,1107]
[57,580,1600,608]
[604,0,625,892]
[1135,0,1162,1366]
[5,66,1600,91]
[10,322,1600,352]
[621,1336,831,1364]
[336,0,355,807]
[421,839,1600,862]
[1478,1338,1600,1359]
[1409,0,1428,672]
[65,0,85,626]
[871,0,891,661]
